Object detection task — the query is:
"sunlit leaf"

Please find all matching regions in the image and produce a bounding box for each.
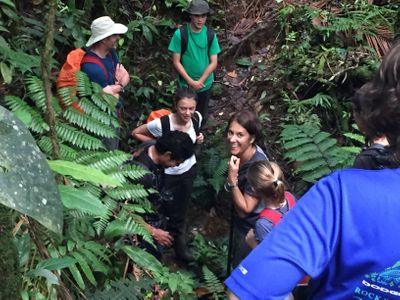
[48,160,122,187]
[0,105,63,234]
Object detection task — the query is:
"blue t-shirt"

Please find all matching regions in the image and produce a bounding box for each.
[226,168,400,299]
[81,49,119,88]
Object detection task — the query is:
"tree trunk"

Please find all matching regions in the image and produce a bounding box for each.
[41,0,60,161]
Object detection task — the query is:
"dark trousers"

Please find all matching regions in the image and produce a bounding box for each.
[196,88,212,127]
[163,165,197,237]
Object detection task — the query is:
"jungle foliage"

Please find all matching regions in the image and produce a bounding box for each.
[0,0,399,298]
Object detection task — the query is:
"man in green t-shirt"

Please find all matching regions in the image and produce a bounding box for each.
[168,0,221,125]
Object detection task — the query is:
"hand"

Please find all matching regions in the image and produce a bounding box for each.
[228,155,240,185]
[189,80,205,91]
[196,133,204,144]
[245,229,258,249]
[103,84,121,98]
[152,227,174,247]
[115,64,130,87]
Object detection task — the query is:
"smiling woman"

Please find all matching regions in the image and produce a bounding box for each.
[225,110,269,270]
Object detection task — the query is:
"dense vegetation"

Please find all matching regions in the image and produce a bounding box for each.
[0,0,399,299]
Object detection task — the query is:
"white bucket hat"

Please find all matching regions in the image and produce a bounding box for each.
[86,16,128,47]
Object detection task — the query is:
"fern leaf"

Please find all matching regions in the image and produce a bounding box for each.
[63,107,117,138]
[56,122,104,150]
[202,265,225,299]
[70,251,97,286]
[104,164,149,184]
[68,262,86,289]
[38,136,78,160]
[77,247,108,274]
[76,151,131,171]
[78,98,120,127]
[94,197,117,236]
[26,76,47,112]
[105,184,150,201]
[4,95,49,133]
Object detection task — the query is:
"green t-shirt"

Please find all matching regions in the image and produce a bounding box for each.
[168,24,221,92]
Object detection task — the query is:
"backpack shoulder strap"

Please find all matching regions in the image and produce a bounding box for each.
[180,24,189,57]
[81,54,108,81]
[284,191,296,209]
[192,111,201,135]
[206,26,215,54]
[259,209,282,227]
[160,115,171,134]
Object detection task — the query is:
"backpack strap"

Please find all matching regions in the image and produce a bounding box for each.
[81,55,109,81]
[259,209,282,227]
[180,25,189,57]
[160,115,171,134]
[180,24,214,57]
[206,26,215,54]
[259,192,297,227]
[191,111,201,135]
[284,191,296,209]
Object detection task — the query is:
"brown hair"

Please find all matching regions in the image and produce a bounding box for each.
[247,161,285,206]
[226,110,262,143]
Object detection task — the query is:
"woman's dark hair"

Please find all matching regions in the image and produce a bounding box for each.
[226,110,262,142]
[358,42,400,157]
[174,87,197,109]
[155,131,195,161]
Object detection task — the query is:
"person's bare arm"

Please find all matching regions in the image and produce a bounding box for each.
[228,290,240,300]
[228,156,260,217]
[131,124,155,142]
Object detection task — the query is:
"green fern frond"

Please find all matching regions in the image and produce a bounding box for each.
[76,151,131,171]
[38,136,78,160]
[90,93,117,114]
[104,164,149,184]
[87,277,153,300]
[70,251,97,286]
[26,76,47,112]
[105,184,149,201]
[63,107,117,138]
[4,95,49,133]
[104,216,152,243]
[281,123,352,183]
[78,98,120,127]
[76,71,93,97]
[56,122,104,150]
[57,87,79,107]
[202,265,225,300]
[94,197,117,235]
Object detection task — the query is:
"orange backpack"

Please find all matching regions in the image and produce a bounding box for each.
[57,48,109,112]
[146,108,172,123]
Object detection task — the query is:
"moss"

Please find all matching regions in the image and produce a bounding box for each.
[0,206,21,299]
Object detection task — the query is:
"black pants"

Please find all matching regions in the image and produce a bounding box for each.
[196,88,212,127]
[163,165,197,237]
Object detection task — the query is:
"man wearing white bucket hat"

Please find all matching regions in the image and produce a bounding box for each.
[81,16,130,150]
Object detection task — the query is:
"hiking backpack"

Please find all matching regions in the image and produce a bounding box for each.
[259,191,311,286]
[179,24,215,57]
[56,48,113,111]
[159,111,201,136]
[259,191,296,226]
[146,109,173,123]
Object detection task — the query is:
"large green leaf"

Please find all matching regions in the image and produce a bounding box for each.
[58,185,108,217]
[48,160,121,187]
[0,105,63,234]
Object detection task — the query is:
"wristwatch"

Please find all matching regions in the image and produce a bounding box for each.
[224,181,238,192]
